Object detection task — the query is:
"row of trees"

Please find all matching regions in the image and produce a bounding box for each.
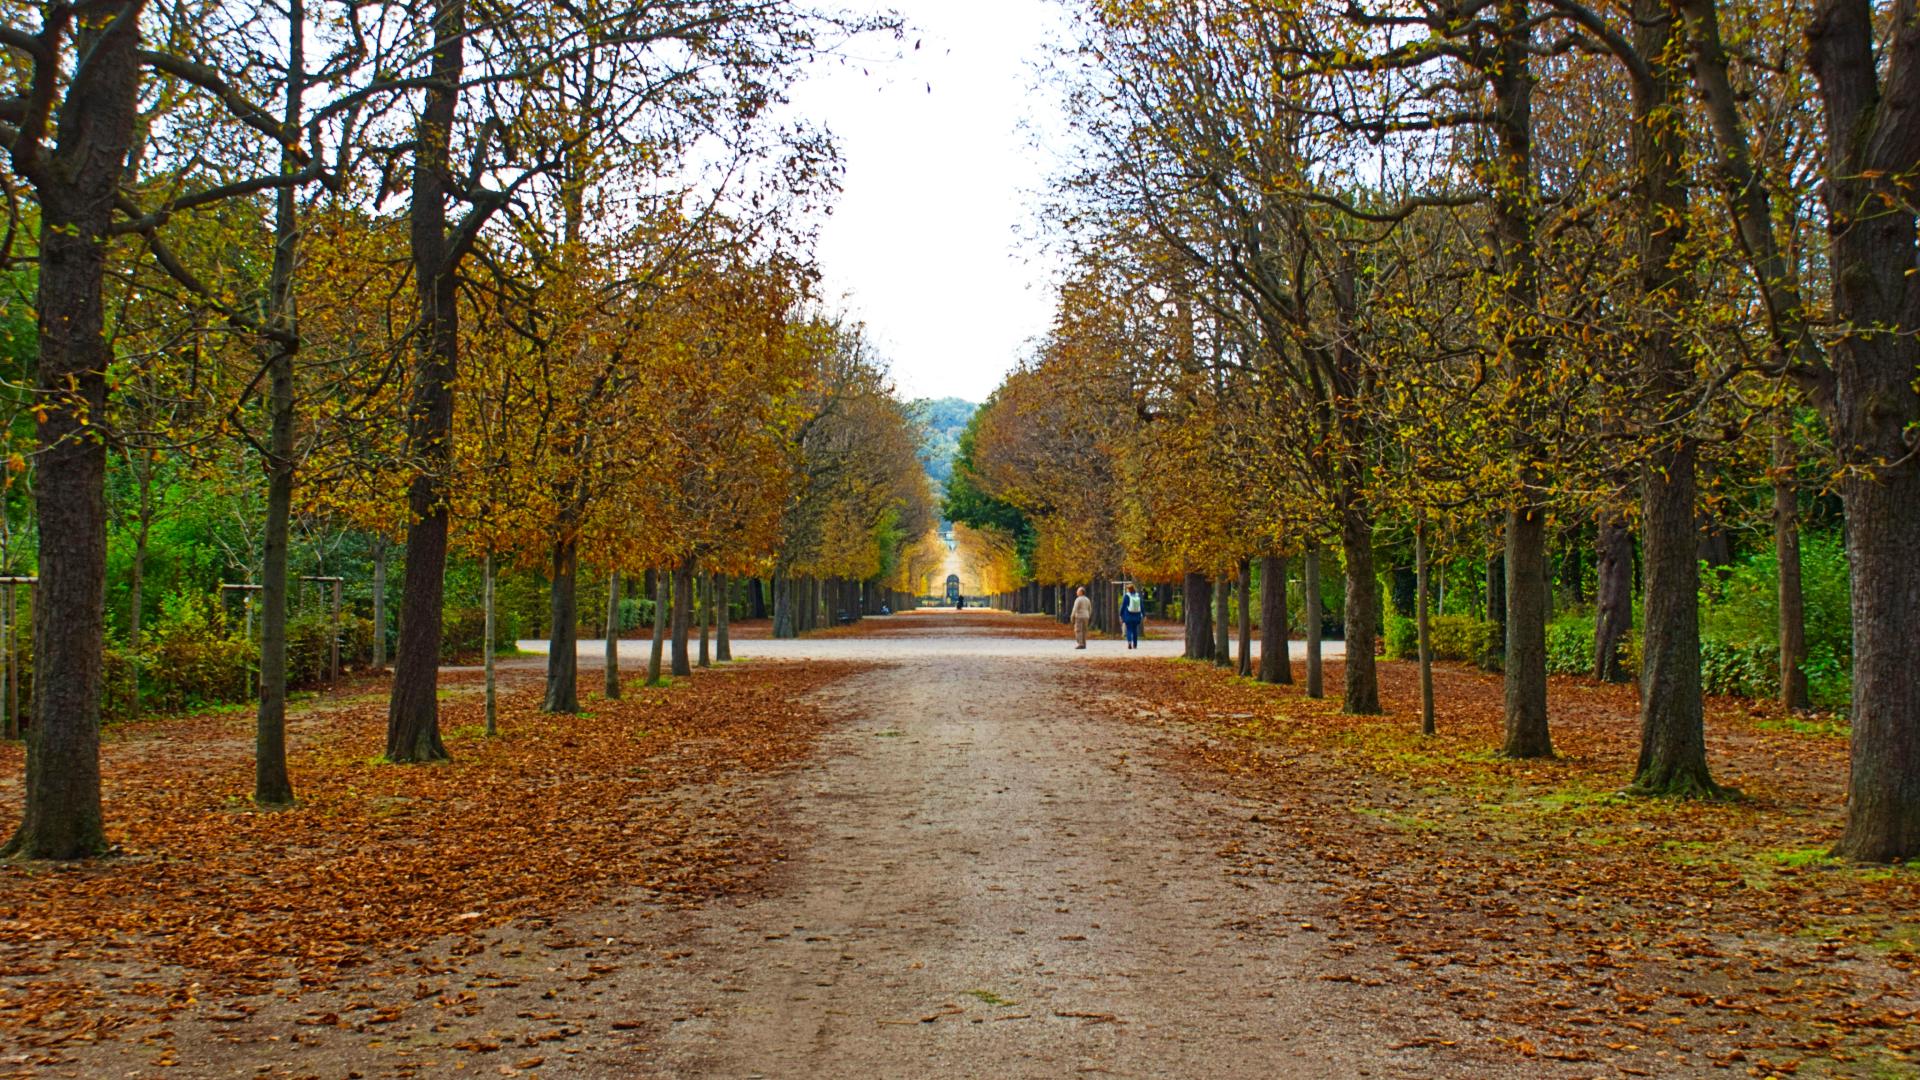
[0,0,933,860]
[951,0,1918,861]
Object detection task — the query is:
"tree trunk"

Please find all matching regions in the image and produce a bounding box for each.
[698,571,712,668]
[1258,555,1291,684]
[1503,507,1552,756]
[1629,0,1718,797]
[604,570,622,701]
[1635,441,1718,795]
[750,577,767,620]
[1417,520,1436,737]
[371,536,388,669]
[671,559,693,676]
[1304,548,1324,699]
[3,0,145,859]
[1808,0,1920,859]
[1236,559,1253,677]
[1594,513,1633,682]
[254,337,297,806]
[543,534,580,713]
[1183,572,1213,661]
[483,553,498,736]
[385,0,466,766]
[1213,573,1232,667]
[1773,433,1810,711]
[772,574,794,639]
[647,569,669,685]
[1342,500,1382,715]
[716,573,732,662]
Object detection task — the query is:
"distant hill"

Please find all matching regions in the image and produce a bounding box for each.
[910,397,976,490]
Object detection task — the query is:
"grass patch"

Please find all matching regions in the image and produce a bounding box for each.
[961,989,1018,1007]
[1754,714,1850,738]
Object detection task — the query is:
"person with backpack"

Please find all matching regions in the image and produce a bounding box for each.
[1119,583,1145,649]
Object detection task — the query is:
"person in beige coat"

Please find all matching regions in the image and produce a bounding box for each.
[1070,586,1093,649]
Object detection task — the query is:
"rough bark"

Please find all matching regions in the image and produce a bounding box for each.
[604,570,621,701]
[1809,0,1920,859]
[772,574,794,639]
[4,0,146,859]
[1341,502,1381,715]
[698,571,712,669]
[1183,572,1213,661]
[1772,434,1810,711]
[385,0,466,766]
[1236,559,1253,677]
[1416,520,1435,737]
[1258,555,1291,684]
[1304,548,1324,699]
[716,573,732,662]
[646,570,668,685]
[1594,513,1634,682]
[1628,0,1718,797]
[1503,507,1553,757]
[483,553,497,736]
[1213,574,1232,668]
[671,559,693,677]
[543,533,580,714]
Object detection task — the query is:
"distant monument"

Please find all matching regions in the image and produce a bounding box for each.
[945,574,961,605]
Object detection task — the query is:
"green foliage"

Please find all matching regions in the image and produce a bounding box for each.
[1699,533,1851,705]
[1386,612,1501,669]
[1700,638,1780,699]
[617,596,655,632]
[441,604,518,661]
[137,594,255,713]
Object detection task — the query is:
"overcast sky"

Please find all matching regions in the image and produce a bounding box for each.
[784,0,1072,405]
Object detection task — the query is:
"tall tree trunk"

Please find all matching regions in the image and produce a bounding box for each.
[1594,512,1633,682]
[716,573,732,662]
[1342,500,1382,715]
[1304,548,1324,698]
[483,553,497,736]
[772,574,794,639]
[385,0,466,766]
[604,570,622,701]
[671,559,693,677]
[1486,0,1551,758]
[1504,508,1552,756]
[1258,555,1291,684]
[1417,518,1436,736]
[1183,572,1213,661]
[1808,0,1920,859]
[1772,434,1810,711]
[1213,573,1232,667]
[1236,559,1253,677]
[1630,0,1717,797]
[646,569,668,685]
[750,577,767,620]
[252,0,309,809]
[3,0,145,859]
[371,536,388,669]
[698,571,712,668]
[543,533,580,713]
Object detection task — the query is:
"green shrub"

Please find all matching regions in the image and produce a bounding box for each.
[617,596,655,632]
[1385,613,1417,659]
[440,604,517,661]
[1385,613,1500,669]
[286,612,374,686]
[139,595,254,713]
[1547,615,1594,676]
[1699,637,1779,699]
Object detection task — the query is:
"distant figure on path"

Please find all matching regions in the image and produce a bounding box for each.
[1071,586,1093,649]
[956,595,966,611]
[1120,583,1144,649]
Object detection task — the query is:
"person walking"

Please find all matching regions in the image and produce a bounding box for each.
[1070,586,1093,649]
[1120,583,1144,649]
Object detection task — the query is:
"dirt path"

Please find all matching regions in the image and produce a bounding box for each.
[609,653,1521,1079]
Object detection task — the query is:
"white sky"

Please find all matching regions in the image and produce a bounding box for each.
[784,0,1071,404]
